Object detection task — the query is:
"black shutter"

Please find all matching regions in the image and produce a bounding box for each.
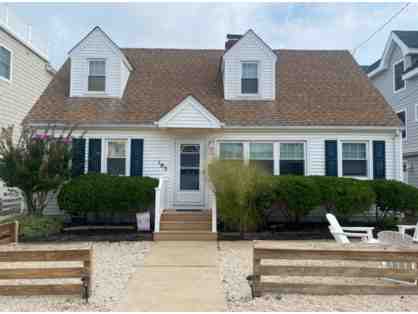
[373,141,386,179]
[71,138,86,177]
[88,139,102,173]
[325,140,338,176]
[130,139,144,176]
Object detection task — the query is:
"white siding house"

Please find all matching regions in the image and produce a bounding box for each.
[27,26,402,237]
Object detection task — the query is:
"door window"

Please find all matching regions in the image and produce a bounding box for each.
[179,144,200,191]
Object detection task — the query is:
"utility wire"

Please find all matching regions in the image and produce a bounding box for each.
[352,2,411,55]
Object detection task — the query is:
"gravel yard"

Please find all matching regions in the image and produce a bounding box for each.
[0,241,150,311]
[218,241,418,312]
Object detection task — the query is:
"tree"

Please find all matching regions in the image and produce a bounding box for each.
[0,125,76,215]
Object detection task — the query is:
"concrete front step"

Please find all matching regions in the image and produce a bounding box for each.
[154,231,217,241]
[160,221,211,231]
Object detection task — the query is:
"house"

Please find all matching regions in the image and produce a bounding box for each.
[25,26,402,240]
[0,5,54,212]
[0,4,54,141]
[363,30,418,187]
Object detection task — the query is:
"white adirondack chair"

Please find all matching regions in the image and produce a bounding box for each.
[326,213,377,244]
[397,222,418,242]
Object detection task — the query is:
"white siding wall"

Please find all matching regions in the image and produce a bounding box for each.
[223,31,276,100]
[45,127,402,215]
[0,28,52,142]
[120,59,130,97]
[70,28,128,98]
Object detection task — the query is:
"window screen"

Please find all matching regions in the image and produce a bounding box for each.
[241,62,258,94]
[342,143,367,176]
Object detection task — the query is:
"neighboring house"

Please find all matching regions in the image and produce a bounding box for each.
[0,5,54,213]
[364,30,418,187]
[0,5,54,141]
[25,26,402,239]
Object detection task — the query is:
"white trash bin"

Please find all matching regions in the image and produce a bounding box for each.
[136,212,151,231]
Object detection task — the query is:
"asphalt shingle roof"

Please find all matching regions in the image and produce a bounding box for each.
[25,48,400,127]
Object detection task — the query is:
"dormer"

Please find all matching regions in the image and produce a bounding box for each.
[222,29,277,101]
[68,26,133,98]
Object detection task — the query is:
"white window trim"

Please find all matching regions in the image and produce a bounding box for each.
[393,59,406,93]
[86,58,107,94]
[0,45,12,83]
[217,140,307,176]
[340,140,370,179]
[415,104,418,122]
[240,61,260,97]
[396,109,407,142]
[102,138,130,176]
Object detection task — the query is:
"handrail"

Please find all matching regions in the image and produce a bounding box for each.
[154,176,168,233]
[209,184,217,233]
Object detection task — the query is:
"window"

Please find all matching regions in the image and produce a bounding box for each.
[394,60,405,92]
[280,143,305,175]
[107,140,127,176]
[342,143,367,177]
[250,143,274,174]
[0,46,11,81]
[219,143,243,160]
[415,105,418,122]
[180,144,200,190]
[241,62,258,94]
[397,110,407,139]
[88,59,106,92]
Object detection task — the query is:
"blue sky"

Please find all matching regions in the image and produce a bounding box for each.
[5,2,418,69]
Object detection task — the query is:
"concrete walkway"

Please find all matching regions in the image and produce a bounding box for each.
[118,241,227,311]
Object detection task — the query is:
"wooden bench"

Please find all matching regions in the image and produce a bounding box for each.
[0,221,18,244]
[252,240,418,297]
[0,248,92,299]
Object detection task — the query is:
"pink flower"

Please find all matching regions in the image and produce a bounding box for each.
[41,133,49,140]
[63,137,72,144]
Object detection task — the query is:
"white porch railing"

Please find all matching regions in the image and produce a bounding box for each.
[154,176,169,233]
[209,186,217,233]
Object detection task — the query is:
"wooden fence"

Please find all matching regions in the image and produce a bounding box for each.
[0,248,92,299]
[0,222,18,244]
[252,241,418,297]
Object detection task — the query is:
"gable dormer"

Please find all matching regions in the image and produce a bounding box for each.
[68,26,132,98]
[222,29,277,101]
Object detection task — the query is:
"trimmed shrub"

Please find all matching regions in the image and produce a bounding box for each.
[311,176,375,219]
[57,174,158,216]
[369,179,418,220]
[4,215,64,240]
[269,176,321,223]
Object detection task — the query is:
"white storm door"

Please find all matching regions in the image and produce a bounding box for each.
[174,142,204,206]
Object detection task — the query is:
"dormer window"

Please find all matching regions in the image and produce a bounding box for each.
[241,62,258,94]
[88,59,106,92]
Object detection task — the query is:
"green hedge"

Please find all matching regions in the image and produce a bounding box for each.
[57,174,158,216]
[311,176,376,218]
[3,215,63,240]
[269,176,321,223]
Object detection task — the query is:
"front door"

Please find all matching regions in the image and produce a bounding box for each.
[174,141,205,207]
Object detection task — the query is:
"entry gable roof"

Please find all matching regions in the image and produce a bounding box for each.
[157,95,223,129]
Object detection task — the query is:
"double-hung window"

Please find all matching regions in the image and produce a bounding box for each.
[88,59,106,92]
[397,110,406,140]
[249,143,274,174]
[219,143,243,162]
[107,140,127,176]
[279,143,305,175]
[394,60,405,92]
[342,142,367,177]
[241,62,258,94]
[0,46,11,81]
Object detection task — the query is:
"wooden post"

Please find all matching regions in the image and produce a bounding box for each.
[253,241,261,297]
[82,248,92,301]
[12,221,18,243]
